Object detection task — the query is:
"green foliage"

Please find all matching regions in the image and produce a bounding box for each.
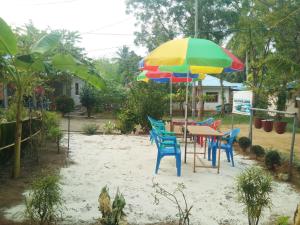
[55,96,74,116]
[80,85,98,117]
[4,103,28,122]
[103,121,116,134]
[82,124,99,135]
[236,167,273,225]
[117,81,167,133]
[42,111,60,134]
[25,175,63,225]
[238,137,251,151]
[48,127,63,142]
[0,17,17,54]
[250,145,265,158]
[275,216,289,225]
[98,186,126,225]
[265,150,281,170]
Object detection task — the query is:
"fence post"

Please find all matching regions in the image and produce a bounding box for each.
[288,113,297,180]
[67,114,70,156]
[249,109,253,145]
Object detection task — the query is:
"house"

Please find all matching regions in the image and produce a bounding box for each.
[194,75,243,111]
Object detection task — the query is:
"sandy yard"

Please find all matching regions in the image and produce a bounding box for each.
[4,133,300,225]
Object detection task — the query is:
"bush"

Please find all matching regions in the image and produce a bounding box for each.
[4,102,28,121]
[25,175,63,225]
[117,82,167,133]
[236,166,273,225]
[238,137,251,151]
[48,127,64,153]
[275,216,289,225]
[265,150,281,170]
[55,96,74,116]
[42,111,60,133]
[116,109,137,134]
[80,85,98,117]
[250,145,265,158]
[82,124,99,135]
[98,186,126,225]
[103,121,116,134]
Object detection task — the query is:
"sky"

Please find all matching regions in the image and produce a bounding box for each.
[0,0,146,58]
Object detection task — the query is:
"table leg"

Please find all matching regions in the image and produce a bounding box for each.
[194,136,196,173]
[204,137,207,159]
[217,137,221,174]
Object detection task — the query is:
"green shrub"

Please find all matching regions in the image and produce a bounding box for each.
[82,124,99,135]
[80,85,98,117]
[103,121,116,134]
[98,186,126,225]
[25,175,63,225]
[5,103,28,121]
[117,82,167,133]
[276,216,289,225]
[55,96,74,116]
[116,109,137,134]
[250,145,265,158]
[265,150,281,170]
[238,137,251,151]
[236,166,273,225]
[48,127,64,153]
[42,111,60,133]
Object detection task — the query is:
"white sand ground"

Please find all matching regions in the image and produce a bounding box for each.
[4,134,300,225]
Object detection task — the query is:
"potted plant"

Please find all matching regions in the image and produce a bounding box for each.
[262,119,274,132]
[274,115,288,134]
[254,111,265,129]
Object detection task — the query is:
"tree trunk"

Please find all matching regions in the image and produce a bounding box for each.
[13,89,23,178]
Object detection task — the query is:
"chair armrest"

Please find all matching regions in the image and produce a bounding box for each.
[161,136,177,142]
[160,130,175,136]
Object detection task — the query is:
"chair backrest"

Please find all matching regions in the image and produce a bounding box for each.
[197,117,214,126]
[210,119,222,130]
[228,128,240,145]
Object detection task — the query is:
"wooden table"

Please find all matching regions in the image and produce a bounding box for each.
[187,125,224,174]
[170,119,196,131]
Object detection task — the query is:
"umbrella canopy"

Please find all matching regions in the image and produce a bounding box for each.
[145,38,232,68]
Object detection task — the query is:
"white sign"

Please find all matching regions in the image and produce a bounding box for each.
[232,91,253,115]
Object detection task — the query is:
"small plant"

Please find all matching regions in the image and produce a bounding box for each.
[116,109,137,134]
[98,186,126,225]
[238,137,251,151]
[48,127,64,153]
[42,111,61,134]
[25,175,63,225]
[82,124,99,135]
[276,216,289,225]
[55,96,74,116]
[152,180,192,225]
[250,145,265,159]
[236,166,273,225]
[265,149,281,170]
[103,121,116,134]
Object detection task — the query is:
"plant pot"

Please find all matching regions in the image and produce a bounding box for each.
[254,117,263,129]
[262,119,273,132]
[274,121,287,134]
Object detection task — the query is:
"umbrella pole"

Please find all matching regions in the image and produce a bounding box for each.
[184,72,190,163]
[170,77,173,122]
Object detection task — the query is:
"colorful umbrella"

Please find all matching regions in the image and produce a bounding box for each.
[144,37,244,161]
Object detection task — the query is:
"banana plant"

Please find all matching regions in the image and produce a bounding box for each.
[0,17,105,178]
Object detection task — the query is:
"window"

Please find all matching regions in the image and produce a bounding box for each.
[75,83,79,95]
[205,92,219,103]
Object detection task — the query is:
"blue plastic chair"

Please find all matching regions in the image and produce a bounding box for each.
[151,129,181,176]
[148,116,175,144]
[196,117,214,126]
[208,128,240,167]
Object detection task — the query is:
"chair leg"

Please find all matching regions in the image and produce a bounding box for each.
[211,144,217,167]
[155,155,162,174]
[208,144,211,161]
[225,147,230,162]
[229,148,234,167]
[175,155,181,176]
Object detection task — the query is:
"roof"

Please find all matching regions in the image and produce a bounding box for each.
[195,75,243,90]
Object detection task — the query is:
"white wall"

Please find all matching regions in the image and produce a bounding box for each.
[70,77,85,106]
[268,96,298,114]
[203,87,230,111]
